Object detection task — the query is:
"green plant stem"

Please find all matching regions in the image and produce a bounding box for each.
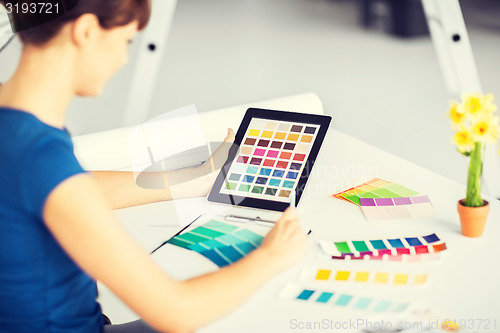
[465,142,484,207]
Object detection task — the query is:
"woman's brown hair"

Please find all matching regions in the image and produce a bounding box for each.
[1,0,151,46]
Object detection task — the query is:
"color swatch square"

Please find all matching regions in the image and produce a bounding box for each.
[316,292,334,303]
[413,274,428,285]
[335,271,350,281]
[394,274,408,285]
[266,150,279,158]
[249,158,262,165]
[354,272,370,282]
[270,141,283,149]
[251,186,264,194]
[254,148,266,156]
[373,300,392,312]
[255,177,268,185]
[261,130,273,138]
[269,179,281,187]
[244,138,256,145]
[257,140,270,147]
[265,188,277,195]
[293,153,306,161]
[304,126,316,134]
[242,175,255,183]
[246,166,258,174]
[276,161,289,169]
[272,170,285,177]
[248,129,260,136]
[300,135,313,143]
[354,297,372,310]
[297,289,315,300]
[263,159,275,167]
[374,272,389,284]
[352,241,369,252]
[274,132,286,140]
[335,294,353,306]
[315,269,331,280]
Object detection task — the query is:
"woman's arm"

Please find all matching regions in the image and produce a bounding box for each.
[44,173,306,333]
[91,129,235,209]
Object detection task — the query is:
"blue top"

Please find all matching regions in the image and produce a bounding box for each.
[0,108,103,332]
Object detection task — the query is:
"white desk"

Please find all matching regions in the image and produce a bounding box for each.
[96,127,500,332]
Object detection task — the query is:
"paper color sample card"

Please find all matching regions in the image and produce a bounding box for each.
[332,178,434,220]
[320,233,447,260]
[332,178,420,205]
[359,195,434,220]
[221,118,320,203]
[279,282,411,313]
[166,218,267,268]
[301,267,428,286]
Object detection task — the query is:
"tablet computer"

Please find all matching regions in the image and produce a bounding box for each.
[207,108,331,212]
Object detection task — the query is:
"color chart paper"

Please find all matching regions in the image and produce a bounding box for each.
[166,219,264,267]
[332,178,420,205]
[279,282,411,313]
[300,267,428,286]
[320,233,447,260]
[359,195,434,220]
[221,118,320,203]
[332,178,434,220]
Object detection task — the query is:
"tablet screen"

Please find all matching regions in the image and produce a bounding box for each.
[208,108,331,212]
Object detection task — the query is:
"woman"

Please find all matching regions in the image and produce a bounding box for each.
[0,0,307,332]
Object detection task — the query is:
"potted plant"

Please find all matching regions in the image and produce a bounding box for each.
[448,93,499,237]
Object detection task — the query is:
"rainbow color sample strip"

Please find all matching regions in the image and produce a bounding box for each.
[303,268,428,286]
[167,220,264,267]
[279,283,410,313]
[332,178,420,206]
[359,195,434,220]
[320,233,447,260]
[221,118,319,203]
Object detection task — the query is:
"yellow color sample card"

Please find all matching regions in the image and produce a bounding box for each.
[315,269,331,280]
[335,271,350,281]
[354,272,370,282]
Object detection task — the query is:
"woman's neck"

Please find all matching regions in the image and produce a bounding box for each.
[0,44,76,129]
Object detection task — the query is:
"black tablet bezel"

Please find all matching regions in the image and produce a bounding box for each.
[207,108,332,212]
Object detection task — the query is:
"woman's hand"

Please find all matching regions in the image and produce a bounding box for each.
[258,208,308,274]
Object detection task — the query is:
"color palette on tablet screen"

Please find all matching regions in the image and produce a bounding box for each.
[222,118,319,202]
[302,268,428,286]
[320,233,447,260]
[167,220,264,267]
[279,283,411,313]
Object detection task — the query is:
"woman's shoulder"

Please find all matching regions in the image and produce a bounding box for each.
[0,107,72,146]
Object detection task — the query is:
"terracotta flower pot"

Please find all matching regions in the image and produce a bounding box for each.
[457,199,489,237]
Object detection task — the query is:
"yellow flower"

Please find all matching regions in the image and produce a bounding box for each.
[471,116,499,144]
[448,101,465,126]
[452,129,475,153]
[462,93,497,120]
